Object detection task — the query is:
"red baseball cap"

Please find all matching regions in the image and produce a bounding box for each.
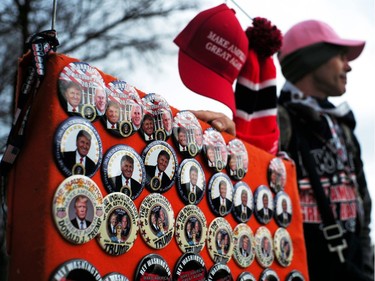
[278,19,365,62]
[174,4,248,114]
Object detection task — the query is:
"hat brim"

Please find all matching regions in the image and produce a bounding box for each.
[177,50,236,114]
[326,38,365,61]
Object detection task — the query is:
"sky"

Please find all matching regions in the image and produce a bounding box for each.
[122,0,375,240]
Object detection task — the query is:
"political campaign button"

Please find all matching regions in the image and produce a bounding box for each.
[135,253,171,281]
[207,217,234,264]
[172,110,203,158]
[54,116,102,178]
[208,173,233,217]
[259,268,280,281]
[285,270,306,281]
[103,80,143,137]
[102,144,145,200]
[173,252,207,281]
[254,226,274,268]
[227,138,248,180]
[175,205,207,254]
[52,175,104,244]
[50,258,102,281]
[97,192,138,256]
[142,141,178,193]
[273,227,293,267]
[236,272,256,281]
[268,157,287,193]
[103,272,129,281]
[254,185,274,225]
[202,127,228,172]
[139,193,175,249]
[274,191,292,228]
[207,263,233,281]
[58,61,106,122]
[233,223,255,268]
[140,93,173,142]
[177,159,205,205]
[232,182,253,223]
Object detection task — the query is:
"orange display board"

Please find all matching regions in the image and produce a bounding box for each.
[6,53,309,280]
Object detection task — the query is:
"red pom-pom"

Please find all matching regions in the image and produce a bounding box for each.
[246,17,283,59]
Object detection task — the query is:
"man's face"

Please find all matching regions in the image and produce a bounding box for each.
[190,170,198,186]
[282,199,287,211]
[162,112,172,131]
[242,237,249,249]
[121,160,134,178]
[142,118,154,135]
[207,147,215,161]
[219,183,227,198]
[178,130,187,146]
[157,154,169,172]
[263,194,269,208]
[66,86,81,107]
[241,191,248,206]
[76,135,91,157]
[110,215,117,226]
[75,199,87,220]
[107,105,120,124]
[131,105,142,127]
[121,216,128,228]
[229,157,237,170]
[194,129,203,146]
[159,210,165,221]
[94,88,106,112]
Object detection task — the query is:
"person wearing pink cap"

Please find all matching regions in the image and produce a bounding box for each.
[277,20,373,281]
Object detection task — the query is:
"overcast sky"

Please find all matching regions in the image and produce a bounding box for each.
[124,0,375,239]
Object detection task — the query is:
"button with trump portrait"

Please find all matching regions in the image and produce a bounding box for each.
[58,61,106,122]
[142,141,178,193]
[54,116,102,178]
[172,110,203,158]
[102,144,145,200]
[139,193,175,250]
[97,192,139,256]
[232,181,254,223]
[233,223,256,268]
[52,175,104,245]
[268,156,287,193]
[202,128,228,172]
[208,172,233,217]
[103,80,143,137]
[254,185,274,225]
[254,226,274,268]
[227,138,248,180]
[141,93,173,142]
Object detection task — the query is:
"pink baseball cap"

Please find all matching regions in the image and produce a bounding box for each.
[278,20,365,62]
[174,4,248,114]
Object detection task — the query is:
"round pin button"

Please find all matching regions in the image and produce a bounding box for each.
[227,138,248,180]
[254,185,274,225]
[254,226,274,268]
[141,93,173,142]
[232,181,253,223]
[202,128,228,172]
[102,144,145,200]
[175,205,207,254]
[172,110,203,158]
[52,175,104,244]
[237,272,256,281]
[208,173,234,217]
[173,253,207,281]
[207,217,234,264]
[104,80,143,138]
[97,192,138,256]
[142,141,178,193]
[50,258,102,281]
[139,193,175,249]
[274,191,292,228]
[54,116,102,178]
[103,272,129,281]
[233,223,255,268]
[177,159,206,205]
[58,61,105,122]
[285,270,306,281]
[259,268,280,281]
[274,227,293,267]
[268,157,287,193]
[135,253,171,281]
[207,263,233,281]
